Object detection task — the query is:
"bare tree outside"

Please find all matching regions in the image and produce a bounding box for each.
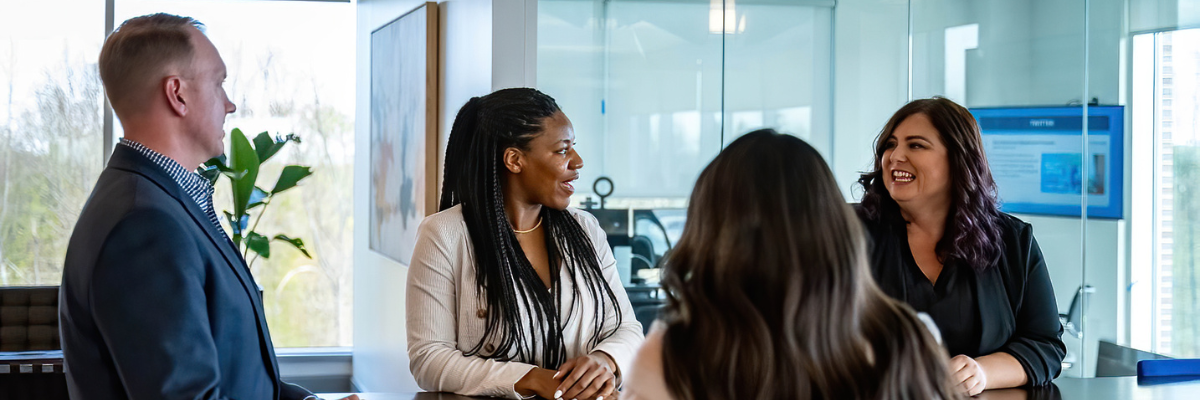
[0,47,103,287]
[1,1,355,348]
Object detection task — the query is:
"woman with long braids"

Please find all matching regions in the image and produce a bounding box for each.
[406,88,643,400]
[857,98,1065,395]
[624,130,961,400]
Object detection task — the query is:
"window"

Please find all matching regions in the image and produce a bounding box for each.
[1133,28,1200,358]
[0,0,105,286]
[115,0,355,348]
[0,0,354,349]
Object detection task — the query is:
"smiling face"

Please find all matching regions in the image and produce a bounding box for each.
[504,111,583,210]
[881,113,952,212]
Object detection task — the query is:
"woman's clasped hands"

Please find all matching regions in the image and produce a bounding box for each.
[518,352,618,400]
[552,352,618,400]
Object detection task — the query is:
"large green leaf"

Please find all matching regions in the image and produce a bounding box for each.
[274,234,312,259]
[229,128,260,218]
[271,165,313,195]
[246,231,270,259]
[253,131,285,163]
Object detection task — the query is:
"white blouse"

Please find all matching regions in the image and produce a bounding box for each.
[406,205,645,399]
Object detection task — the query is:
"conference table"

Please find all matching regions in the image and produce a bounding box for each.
[319,376,1200,400]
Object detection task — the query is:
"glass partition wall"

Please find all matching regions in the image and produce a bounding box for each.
[541,0,1198,380]
[913,0,1200,379]
[910,0,1097,379]
[539,0,833,289]
[538,0,833,209]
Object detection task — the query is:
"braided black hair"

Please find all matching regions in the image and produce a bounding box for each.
[440,87,622,368]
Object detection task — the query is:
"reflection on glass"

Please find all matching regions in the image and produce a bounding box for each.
[722,3,831,150]
[538,0,832,206]
[0,0,104,286]
[114,0,356,347]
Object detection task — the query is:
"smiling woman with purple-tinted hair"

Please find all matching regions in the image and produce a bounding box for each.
[856,97,1067,395]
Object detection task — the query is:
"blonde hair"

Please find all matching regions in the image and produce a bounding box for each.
[99,13,203,117]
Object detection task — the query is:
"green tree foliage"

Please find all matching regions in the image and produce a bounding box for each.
[0,61,102,285]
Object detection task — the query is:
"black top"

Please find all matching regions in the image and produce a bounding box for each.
[59,145,312,400]
[899,244,981,357]
[856,206,1067,386]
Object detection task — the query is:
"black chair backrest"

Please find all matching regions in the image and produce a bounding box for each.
[1061,284,1094,339]
[634,304,663,335]
[0,286,61,351]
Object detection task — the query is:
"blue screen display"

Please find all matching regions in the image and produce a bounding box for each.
[969,106,1124,219]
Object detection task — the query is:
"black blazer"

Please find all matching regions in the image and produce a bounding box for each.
[857,207,1066,386]
[59,145,312,400]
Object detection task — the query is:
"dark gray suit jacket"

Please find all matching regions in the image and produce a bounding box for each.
[59,144,312,400]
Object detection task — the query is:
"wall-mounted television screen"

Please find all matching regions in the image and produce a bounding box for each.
[969,106,1124,219]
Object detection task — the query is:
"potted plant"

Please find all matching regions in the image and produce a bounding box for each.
[202,128,314,269]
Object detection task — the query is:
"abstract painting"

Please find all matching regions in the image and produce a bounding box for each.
[370,2,438,264]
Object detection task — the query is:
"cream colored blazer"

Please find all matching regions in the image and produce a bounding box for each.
[406,205,645,399]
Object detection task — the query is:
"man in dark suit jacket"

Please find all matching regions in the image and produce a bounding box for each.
[58,14,352,400]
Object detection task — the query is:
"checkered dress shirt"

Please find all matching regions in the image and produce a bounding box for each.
[119,139,233,248]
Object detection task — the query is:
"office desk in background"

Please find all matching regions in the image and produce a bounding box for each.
[322,376,1200,400]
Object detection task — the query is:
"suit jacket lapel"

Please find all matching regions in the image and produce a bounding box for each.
[105,145,281,385]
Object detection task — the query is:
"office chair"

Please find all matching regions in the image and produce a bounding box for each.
[634,304,663,335]
[629,234,658,281]
[1059,284,1094,340]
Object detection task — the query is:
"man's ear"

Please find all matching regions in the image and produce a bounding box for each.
[503,147,523,174]
[164,76,187,117]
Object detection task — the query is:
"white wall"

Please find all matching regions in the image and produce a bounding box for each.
[353,0,535,391]
[831,0,910,199]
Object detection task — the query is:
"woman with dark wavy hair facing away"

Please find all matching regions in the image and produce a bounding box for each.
[406,88,643,400]
[857,97,1066,395]
[625,129,961,400]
